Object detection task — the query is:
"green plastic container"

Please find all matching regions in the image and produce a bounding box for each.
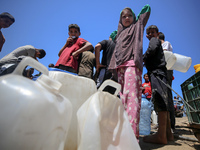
[181,71,200,125]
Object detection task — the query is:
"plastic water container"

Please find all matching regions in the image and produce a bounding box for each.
[48,70,97,150]
[139,95,152,135]
[32,67,77,81]
[49,67,78,76]
[151,110,158,125]
[164,51,177,70]
[194,64,200,70]
[0,57,72,150]
[77,80,140,150]
[170,53,192,72]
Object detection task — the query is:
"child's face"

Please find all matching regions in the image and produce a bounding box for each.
[146,28,159,40]
[144,74,149,81]
[121,9,134,27]
[68,28,80,38]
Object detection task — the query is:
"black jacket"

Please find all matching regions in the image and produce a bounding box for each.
[143,37,167,74]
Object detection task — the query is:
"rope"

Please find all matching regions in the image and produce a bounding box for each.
[154,74,197,112]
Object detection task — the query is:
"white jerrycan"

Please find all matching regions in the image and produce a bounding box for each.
[0,57,72,150]
[48,70,97,150]
[170,53,192,72]
[163,51,177,70]
[77,80,141,150]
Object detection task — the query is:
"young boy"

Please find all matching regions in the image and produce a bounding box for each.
[94,31,117,88]
[0,45,46,76]
[55,24,93,73]
[143,25,174,144]
[159,32,175,130]
[142,73,152,101]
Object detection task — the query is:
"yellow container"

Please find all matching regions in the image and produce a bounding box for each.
[194,64,200,70]
[195,67,200,73]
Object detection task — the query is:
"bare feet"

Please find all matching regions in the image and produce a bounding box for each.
[143,132,167,144]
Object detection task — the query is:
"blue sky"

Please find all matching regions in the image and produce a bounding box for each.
[1,0,200,98]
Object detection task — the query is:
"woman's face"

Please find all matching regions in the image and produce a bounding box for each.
[121,9,134,27]
[0,17,14,28]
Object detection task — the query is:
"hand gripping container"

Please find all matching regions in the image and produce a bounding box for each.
[48,69,97,150]
[77,80,141,150]
[0,57,72,150]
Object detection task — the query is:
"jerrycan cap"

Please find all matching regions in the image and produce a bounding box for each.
[37,74,62,91]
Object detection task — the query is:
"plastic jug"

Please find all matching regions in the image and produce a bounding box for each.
[49,67,77,76]
[151,110,158,125]
[77,80,141,150]
[0,57,72,150]
[193,64,200,73]
[139,95,152,135]
[163,51,177,70]
[194,64,200,70]
[48,70,97,150]
[170,53,192,72]
[32,67,77,81]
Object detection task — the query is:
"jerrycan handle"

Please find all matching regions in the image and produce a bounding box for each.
[12,57,48,76]
[98,79,121,96]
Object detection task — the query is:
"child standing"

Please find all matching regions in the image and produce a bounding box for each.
[109,5,151,140]
[55,24,93,73]
[142,73,152,101]
[159,32,175,130]
[143,25,174,144]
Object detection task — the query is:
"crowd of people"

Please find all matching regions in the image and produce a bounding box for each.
[0,4,177,145]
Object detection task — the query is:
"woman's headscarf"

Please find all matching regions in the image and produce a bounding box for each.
[109,5,151,71]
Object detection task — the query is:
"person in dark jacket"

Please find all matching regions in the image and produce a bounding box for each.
[143,25,174,144]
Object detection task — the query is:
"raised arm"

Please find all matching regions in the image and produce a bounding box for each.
[136,4,151,27]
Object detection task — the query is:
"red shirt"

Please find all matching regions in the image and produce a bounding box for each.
[142,81,152,99]
[55,38,87,71]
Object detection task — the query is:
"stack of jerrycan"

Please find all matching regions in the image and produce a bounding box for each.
[0,57,72,150]
[77,80,141,150]
[48,69,97,150]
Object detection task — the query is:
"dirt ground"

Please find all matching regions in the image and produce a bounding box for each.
[139,116,200,150]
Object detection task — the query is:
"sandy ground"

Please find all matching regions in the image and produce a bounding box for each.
[139,116,200,150]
